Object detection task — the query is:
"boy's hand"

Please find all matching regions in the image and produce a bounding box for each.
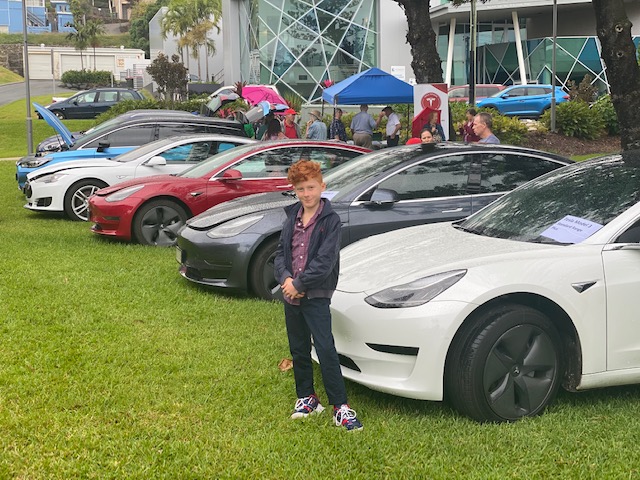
[282,277,304,299]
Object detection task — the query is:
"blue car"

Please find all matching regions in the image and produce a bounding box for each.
[16,103,250,189]
[476,84,569,117]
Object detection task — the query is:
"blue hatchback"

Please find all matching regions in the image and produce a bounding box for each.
[476,84,569,117]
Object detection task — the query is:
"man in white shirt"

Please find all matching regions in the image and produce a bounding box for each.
[378,106,401,147]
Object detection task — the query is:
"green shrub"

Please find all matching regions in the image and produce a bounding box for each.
[490,114,529,145]
[60,70,113,89]
[540,100,604,139]
[591,94,619,136]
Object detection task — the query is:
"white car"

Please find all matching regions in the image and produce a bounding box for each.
[24,134,255,221]
[329,151,640,422]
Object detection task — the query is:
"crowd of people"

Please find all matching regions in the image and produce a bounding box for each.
[242,104,500,146]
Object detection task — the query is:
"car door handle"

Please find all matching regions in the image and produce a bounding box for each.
[189,191,204,197]
[442,208,463,213]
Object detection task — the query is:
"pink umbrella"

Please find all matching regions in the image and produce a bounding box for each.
[240,85,288,107]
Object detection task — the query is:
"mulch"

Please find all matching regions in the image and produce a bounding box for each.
[520,132,621,157]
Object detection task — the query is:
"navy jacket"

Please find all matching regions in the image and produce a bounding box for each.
[274,199,341,297]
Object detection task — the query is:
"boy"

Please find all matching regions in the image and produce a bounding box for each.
[274,160,363,431]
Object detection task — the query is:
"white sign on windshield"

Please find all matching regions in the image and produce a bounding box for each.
[540,215,604,244]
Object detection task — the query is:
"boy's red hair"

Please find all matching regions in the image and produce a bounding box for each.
[288,160,323,185]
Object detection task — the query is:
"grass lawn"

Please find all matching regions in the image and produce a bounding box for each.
[2,160,640,478]
[0,97,94,158]
[0,66,23,85]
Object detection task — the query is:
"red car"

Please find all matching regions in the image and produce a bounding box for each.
[88,140,370,246]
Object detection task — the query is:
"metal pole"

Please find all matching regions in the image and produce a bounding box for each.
[22,0,33,154]
[550,0,557,132]
[469,0,477,107]
[51,47,55,96]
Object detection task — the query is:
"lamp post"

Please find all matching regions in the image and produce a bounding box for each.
[469,0,477,106]
[22,0,33,154]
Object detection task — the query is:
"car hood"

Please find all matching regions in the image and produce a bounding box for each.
[27,158,119,180]
[33,102,74,147]
[337,222,551,294]
[94,174,180,195]
[187,191,296,230]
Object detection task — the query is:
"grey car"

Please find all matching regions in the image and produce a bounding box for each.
[176,143,571,300]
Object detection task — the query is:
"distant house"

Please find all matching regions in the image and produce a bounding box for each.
[0,0,74,34]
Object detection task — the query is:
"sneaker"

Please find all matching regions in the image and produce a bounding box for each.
[333,404,363,431]
[291,394,325,419]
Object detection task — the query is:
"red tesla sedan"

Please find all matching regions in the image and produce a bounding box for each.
[88,140,370,246]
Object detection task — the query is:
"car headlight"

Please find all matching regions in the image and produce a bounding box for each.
[105,184,145,202]
[365,270,467,308]
[33,172,68,184]
[205,214,264,239]
[19,157,51,168]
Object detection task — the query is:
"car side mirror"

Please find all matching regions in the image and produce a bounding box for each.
[145,156,166,166]
[367,188,398,205]
[96,141,111,152]
[221,168,242,181]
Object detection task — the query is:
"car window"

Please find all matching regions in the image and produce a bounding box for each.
[527,88,545,96]
[305,147,362,170]
[119,91,137,101]
[232,148,300,178]
[85,125,155,148]
[506,88,526,97]
[616,219,640,243]
[449,88,466,99]
[100,91,118,102]
[479,154,561,193]
[76,91,97,104]
[371,155,472,201]
[157,123,210,137]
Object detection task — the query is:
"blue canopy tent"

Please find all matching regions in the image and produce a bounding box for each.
[321,67,414,105]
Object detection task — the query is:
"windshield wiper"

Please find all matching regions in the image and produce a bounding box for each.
[453,223,483,235]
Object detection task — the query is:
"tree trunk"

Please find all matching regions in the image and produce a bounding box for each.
[394,0,443,83]
[592,0,640,151]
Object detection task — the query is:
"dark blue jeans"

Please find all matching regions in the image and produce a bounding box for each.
[284,297,348,406]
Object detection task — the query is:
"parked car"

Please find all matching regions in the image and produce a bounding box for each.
[176,143,571,300]
[448,84,505,102]
[24,134,255,221]
[476,84,569,117]
[39,88,145,120]
[16,104,249,189]
[326,151,640,423]
[88,141,370,247]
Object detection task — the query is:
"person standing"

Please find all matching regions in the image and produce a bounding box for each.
[423,111,446,142]
[459,108,480,143]
[378,106,401,147]
[256,113,274,140]
[472,112,501,144]
[274,160,364,431]
[329,108,347,142]
[350,104,377,149]
[283,108,300,139]
[261,118,287,140]
[305,110,328,140]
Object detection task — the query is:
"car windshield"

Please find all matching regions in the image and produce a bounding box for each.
[112,138,179,163]
[325,147,427,202]
[178,143,264,178]
[78,115,126,140]
[458,153,640,244]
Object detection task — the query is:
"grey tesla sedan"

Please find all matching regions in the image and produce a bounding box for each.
[176,143,571,300]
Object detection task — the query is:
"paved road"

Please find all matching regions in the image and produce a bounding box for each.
[0,80,75,107]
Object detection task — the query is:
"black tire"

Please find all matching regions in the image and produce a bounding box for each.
[248,237,281,301]
[52,110,66,120]
[132,199,189,247]
[63,179,108,221]
[445,304,563,422]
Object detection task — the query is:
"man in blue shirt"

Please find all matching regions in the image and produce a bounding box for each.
[473,112,501,144]
[350,104,377,149]
[329,108,347,142]
[305,110,328,140]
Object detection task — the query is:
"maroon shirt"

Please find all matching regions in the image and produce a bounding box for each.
[285,200,324,305]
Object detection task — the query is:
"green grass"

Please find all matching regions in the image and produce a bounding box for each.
[0,66,23,85]
[3,160,640,477]
[0,97,95,158]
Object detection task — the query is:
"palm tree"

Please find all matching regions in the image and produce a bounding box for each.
[161,0,193,68]
[83,20,105,71]
[66,24,89,70]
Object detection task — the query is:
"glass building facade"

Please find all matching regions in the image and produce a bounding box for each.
[236,0,377,103]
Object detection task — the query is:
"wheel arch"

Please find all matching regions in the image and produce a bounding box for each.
[444,292,582,393]
[67,176,109,192]
[131,195,194,243]
[246,232,281,295]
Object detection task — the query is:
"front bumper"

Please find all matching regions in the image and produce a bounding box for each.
[89,196,140,241]
[328,290,471,401]
[23,180,66,214]
[177,227,262,292]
